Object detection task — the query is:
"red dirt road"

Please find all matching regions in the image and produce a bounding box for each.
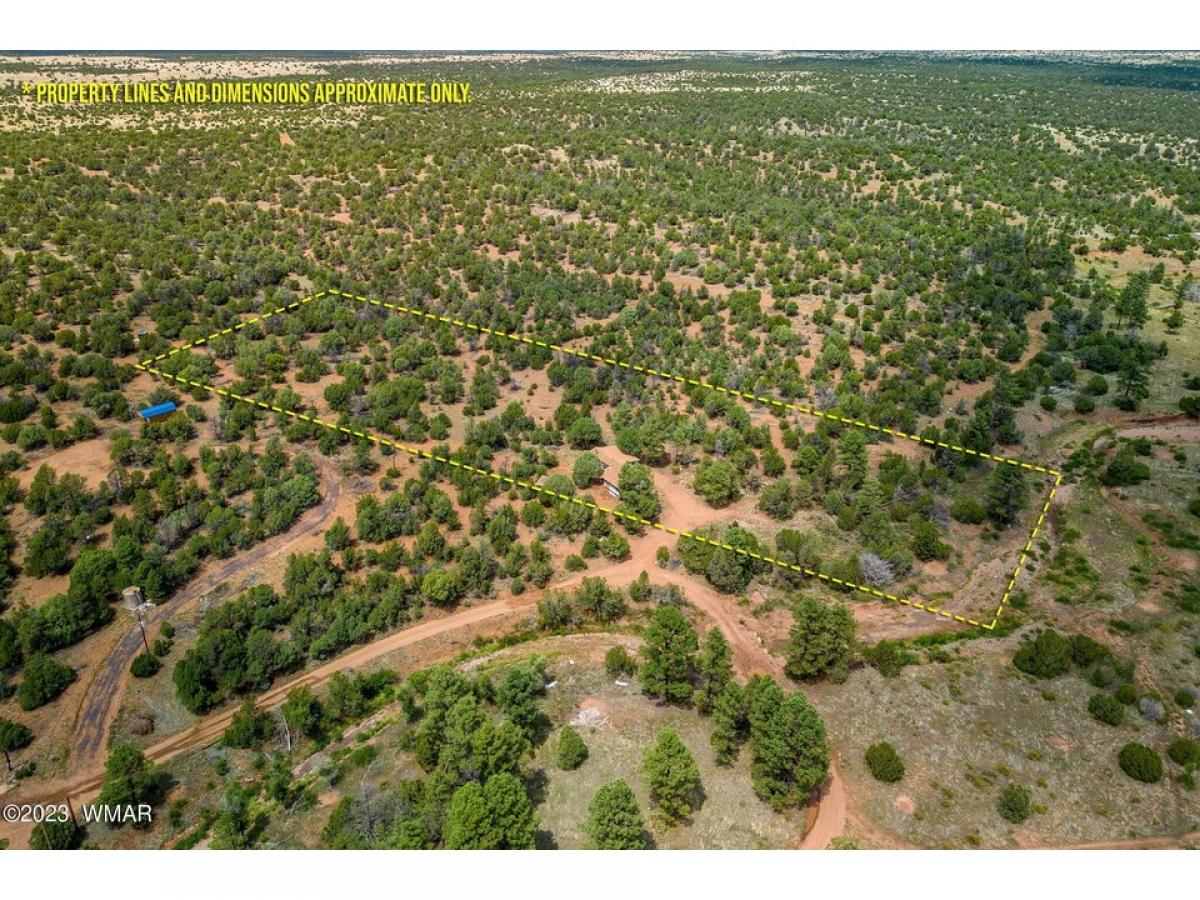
[2,503,840,847]
[67,459,343,777]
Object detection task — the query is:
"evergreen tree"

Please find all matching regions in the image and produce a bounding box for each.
[0,716,33,770]
[747,679,830,810]
[710,681,747,766]
[642,730,701,825]
[17,653,76,711]
[784,597,855,683]
[640,605,699,704]
[985,464,1028,527]
[443,773,536,849]
[554,725,588,770]
[616,462,661,532]
[29,817,85,850]
[839,429,869,489]
[281,685,326,742]
[96,744,163,826]
[583,780,649,849]
[693,628,733,715]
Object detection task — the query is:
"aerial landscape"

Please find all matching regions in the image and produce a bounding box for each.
[0,49,1198,852]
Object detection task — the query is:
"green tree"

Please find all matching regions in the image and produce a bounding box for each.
[0,716,33,770]
[616,462,661,531]
[555,726,588,770]
[566,416,602,448]
[640,605,698,704]
[471,720,530,781]
[1118,743,1163,784]
[985,464,1028,527]
[711,681,747,765]
[839,429,868,489]
[605,645,637,678]
[1116,354,1151,409]
[223,697,272,748]
[693,628,733,715]
[997,784,1031,823]
[642,730,701,825]
[1012,629,1073,678]
[420,569,459,607]
[281,685,326,743]
[864,741,904,782]
[130,652,160,678]
[96,744,163,826]
[1087,693,1124,726]
[694,459,740,507]
[747,678,830,809]
[443,773,536,849]
[29,818,85,850]
[784,597,855,683]
[572,451,604,488]
[496,663,546,739]
[1100,449,1150,487]
[583,780,649,849]
[17,653,76,711]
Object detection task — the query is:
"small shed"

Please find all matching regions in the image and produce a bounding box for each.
[137,401,177,422]
[592,445,638,499]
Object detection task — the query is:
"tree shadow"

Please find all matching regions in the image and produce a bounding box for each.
[523,767,550,806]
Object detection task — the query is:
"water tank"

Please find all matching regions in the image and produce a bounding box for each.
[122,586,145,611]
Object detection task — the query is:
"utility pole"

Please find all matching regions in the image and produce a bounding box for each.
[122,586,154,655]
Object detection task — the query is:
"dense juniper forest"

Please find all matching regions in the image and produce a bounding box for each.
[0,52,1198,850]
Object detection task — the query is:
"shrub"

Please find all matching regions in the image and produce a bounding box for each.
[997,784,1031,823]
[1074,395,1095,414]
[863,640,917,678]
[18,654,77,710]
[1040,395,1057,412]
[1115,683,1138,705]
[1012,629,1073,679]
[1084,375,1109,396]
[1139,696,1165,722]
[555,726,588,770]
[604,645,637,679]
[1174,688,1195,710]
[1167,738,1200,769]
[1070,634,1109,668]
[1118,742,1163,783]
[951,495,987,525]
[1100,450,1150,487]
[130,653,160,678]
[864,741,904,783]
[1088,693,1124,726]
[28,818,85,850]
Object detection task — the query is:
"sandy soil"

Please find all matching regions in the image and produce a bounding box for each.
[65,456,344,778]
[14,435,112,491]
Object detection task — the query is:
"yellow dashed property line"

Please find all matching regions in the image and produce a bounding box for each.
[133,360,994,629]
[136,290,326,369]
[136,283,1063,631]
[988,472,1061,629]
[325,289,1062,480]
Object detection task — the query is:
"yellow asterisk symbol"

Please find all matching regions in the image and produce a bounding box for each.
[22,82,33,94]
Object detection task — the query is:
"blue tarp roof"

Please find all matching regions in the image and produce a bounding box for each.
[138,401,177,420]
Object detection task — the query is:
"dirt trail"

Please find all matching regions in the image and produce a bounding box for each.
[0,594,525,847]
[2,513,827,847]
[68,458,342,775]
[800,760,846,849]
[1058,830,1200,850]
[1113,420,1200,443]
